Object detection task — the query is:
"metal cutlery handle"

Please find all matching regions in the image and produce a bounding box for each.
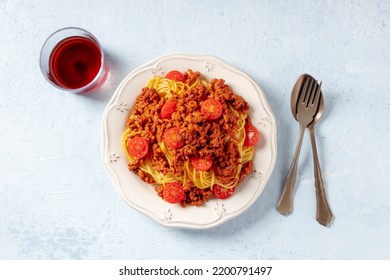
[277,124,305,215]
[309,127,333,226]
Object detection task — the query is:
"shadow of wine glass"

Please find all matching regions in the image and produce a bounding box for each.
[82,49,130,102]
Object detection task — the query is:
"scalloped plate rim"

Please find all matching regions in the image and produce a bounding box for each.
[101,53,277,229]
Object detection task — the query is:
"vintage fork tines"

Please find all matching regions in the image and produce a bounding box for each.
[290,74,325,126]
[296,78,321,125]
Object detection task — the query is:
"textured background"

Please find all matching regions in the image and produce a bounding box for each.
[1,0,389,259]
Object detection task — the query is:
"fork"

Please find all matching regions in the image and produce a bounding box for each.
[277,77,321,215]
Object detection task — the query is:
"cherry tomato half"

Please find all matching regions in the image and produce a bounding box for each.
[161,100,178,119]
[213,184,235,199]
[165,70,185,82]
[163,127,184,149]
[201,99,223,120]
[127,137,149,159]
[190,156,213,171]
[163,182,185,204]
[244,124,259,146]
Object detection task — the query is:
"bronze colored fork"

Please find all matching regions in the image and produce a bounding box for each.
[277,77,321,215]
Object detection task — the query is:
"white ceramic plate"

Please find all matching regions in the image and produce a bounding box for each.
[101,54,277,229]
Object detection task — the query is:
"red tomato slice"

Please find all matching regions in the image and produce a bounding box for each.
[190,156,213,171]
[244,124,259,146]
[163,182,185,204]
[165,70,185,82]
[163,127,184,149]
[201,99,223,120]
[161,100,178,119]
[127,137,149,159]
[213,184,235,199]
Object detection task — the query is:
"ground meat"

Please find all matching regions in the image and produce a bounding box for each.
[135,169,155,184]
[214,141,241,185]
[209,78,249,112]
[239,160,253,182]
[127,87,162,143]
[180,185,213,207]
[155,185,163,198]
[184,69,201,85]
[150,143,170,174]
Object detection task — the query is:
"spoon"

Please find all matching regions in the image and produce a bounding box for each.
[290,74,333,226]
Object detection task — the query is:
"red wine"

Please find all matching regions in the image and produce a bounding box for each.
[49,36,102,89]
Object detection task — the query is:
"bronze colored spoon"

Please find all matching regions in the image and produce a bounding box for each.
[290,74,333,226]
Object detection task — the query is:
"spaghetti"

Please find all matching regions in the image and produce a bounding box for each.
[122,69,258,206]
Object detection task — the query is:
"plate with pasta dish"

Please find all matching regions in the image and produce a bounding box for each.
[101,54,276,229]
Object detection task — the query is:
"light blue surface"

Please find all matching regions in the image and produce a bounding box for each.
[1,0,389,259]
